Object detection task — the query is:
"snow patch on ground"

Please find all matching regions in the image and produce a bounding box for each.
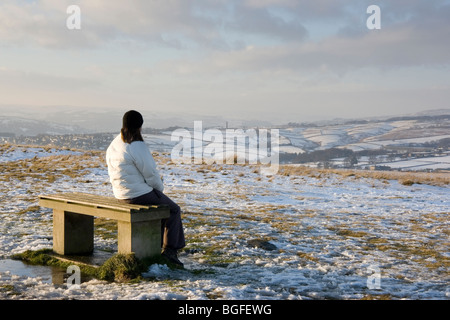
[0,144,449,300]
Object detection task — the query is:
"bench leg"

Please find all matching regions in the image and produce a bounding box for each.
[53,210,94,255]
[117,220,161,259]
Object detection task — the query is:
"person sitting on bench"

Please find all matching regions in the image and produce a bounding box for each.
[106,110,185,267]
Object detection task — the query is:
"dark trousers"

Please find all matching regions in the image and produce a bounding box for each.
[121,190,186,251]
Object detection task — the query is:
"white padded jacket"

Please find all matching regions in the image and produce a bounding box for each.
[106,134,164,199]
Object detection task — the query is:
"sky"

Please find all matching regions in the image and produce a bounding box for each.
[0,0,449,127]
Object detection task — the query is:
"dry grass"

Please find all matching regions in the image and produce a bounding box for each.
[279,165,450,186]
[296,251,319,262]
[375,126,450,140]
[0,149,105,185]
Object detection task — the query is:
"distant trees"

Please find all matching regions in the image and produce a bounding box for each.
[280,135,450,168]
[280,148,354,164]
[344,155,358,167]
[0,132,15,137]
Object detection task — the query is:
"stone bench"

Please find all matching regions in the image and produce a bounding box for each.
[38,192,170,259]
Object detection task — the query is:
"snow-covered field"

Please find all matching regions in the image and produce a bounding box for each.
[0,143,449,300]
[381,155,450,171]
[279,119,450,154]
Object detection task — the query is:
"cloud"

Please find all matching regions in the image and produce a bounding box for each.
[1,0,449,122]
[0,0,309,50]
[149,0,450,78]
[156,27,450,80]
[1,0,449,66]
[0,65,103,106]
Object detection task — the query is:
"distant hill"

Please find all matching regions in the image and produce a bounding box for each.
[0,116,89,137]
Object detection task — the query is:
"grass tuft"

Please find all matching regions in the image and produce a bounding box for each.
[11,249,183,283]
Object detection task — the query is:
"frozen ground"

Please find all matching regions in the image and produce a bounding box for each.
[381,155,450,171]
[278,120,450,162]
[0,144,449,300]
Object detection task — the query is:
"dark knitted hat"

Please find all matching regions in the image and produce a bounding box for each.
[122,110,143,130]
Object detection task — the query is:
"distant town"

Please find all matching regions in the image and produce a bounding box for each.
[0,132,116,151]
[1,131,449,173]
[1,113,450,172]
